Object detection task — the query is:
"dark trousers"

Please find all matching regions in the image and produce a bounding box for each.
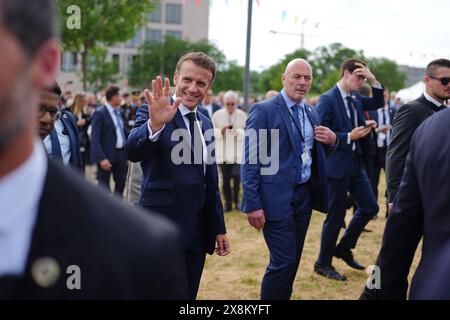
[184,218,206,300]
[318,157,379,266]
[97,149,127,197]
[366,146,388,200]
[220,164,241,206]
[261,184,312,300]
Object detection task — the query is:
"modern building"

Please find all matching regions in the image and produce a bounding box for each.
[58,0,209,93]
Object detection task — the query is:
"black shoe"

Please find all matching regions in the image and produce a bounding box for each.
[234,202,242,211]
[362,228,372,233]
[334,247,365,270]
[314,262,347,281]
[224,203,232,212]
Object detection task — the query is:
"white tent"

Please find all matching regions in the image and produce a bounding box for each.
[396,81,425,103]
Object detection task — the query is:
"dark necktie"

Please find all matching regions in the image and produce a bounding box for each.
[346,96,356,128]
[290,105,303,184]
[186,112,204,171]
[382,109,387,147]
[49,129,63,161]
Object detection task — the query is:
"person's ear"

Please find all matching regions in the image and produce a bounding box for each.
[30,39,60,89]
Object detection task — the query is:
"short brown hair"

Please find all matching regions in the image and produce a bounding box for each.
[426,58,450,77]
[341,58,367,78]
[175,52,216,82]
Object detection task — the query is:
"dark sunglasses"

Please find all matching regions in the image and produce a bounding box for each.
[430,76,450,86]
[38,105,61,119]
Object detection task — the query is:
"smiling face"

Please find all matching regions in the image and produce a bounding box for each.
[281,59,313,104]
[173,60,213,110]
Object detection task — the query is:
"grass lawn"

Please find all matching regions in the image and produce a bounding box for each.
[198,174,421,300]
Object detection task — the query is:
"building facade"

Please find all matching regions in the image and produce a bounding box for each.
[58,0,209,93]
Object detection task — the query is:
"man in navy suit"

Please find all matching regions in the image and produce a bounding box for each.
[360,107,450,300]
[241,59,337,300]
[90,86,128,197]
[42,84,83,174]
[315,59,384,281]
[125,52,230,299]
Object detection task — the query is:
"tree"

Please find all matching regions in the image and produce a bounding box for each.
[367,58,406,91]
[214,60,244,92]
[84,47,119,93]
[57,0,156,90]
[128,36,226,89]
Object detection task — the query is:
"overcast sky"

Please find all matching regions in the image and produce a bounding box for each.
[208,0,450,71]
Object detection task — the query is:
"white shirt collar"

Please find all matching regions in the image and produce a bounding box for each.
[424,91,443,107]
[173,95,198,117]
[0,140,47,275]
[337,82,351,100]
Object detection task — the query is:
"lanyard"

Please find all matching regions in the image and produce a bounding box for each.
[288,106,308,146]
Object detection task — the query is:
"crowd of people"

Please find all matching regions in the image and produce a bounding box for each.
[1,0,450,300]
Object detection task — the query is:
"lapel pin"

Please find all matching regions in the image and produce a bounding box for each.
[31,257,60,288]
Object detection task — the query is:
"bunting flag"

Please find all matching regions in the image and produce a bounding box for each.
[255,0,261,7]
[315,22,320,29]
[195,0,202,7]
[293,15,299,25]
[281,10,287,21]
[180,0,186,6]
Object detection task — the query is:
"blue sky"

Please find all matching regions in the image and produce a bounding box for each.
[208,0,450,70]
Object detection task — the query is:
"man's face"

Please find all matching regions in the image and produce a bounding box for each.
[37,91,59,140]
[344,68,366,92]
[281,61,313,103]
[426,67,450,102]
[110,93,121,107]
[0,27,31,154]
[174,60,213,110]
[224,98,237,114]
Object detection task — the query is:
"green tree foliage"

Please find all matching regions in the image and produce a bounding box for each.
[84,47,119,93]
[128,36,226,89]
[57,0,156,90]
[214,60,244,92]
[256,43,405,96]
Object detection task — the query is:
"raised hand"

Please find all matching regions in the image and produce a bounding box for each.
[144,76,181,132]
[354,62,377,85]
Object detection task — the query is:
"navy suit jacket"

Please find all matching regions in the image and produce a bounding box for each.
[124,105,226,255]
[317,85,385,179]
[361,108,450,300]
[58,110,83,173]
[90,106,128,164]
[241,94,330,220]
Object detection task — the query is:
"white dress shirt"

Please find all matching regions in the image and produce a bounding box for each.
[147,97,208,172]
[43,118,71,166]
[424,91,445,108]
[377,105,391,148]
[105,102,125,149]
[0,140,47,276]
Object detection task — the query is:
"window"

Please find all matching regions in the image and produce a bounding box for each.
[166,4,182,24]
[126,29,143,47]
[165,30,182,39]
[124,55,136,74]
[112,54,120,73]
[148,4,161,22]
[61,51,77,72]
[146,28,162,43]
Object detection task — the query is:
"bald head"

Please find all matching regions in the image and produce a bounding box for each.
[284,58,312,74]
[281,58,313,103]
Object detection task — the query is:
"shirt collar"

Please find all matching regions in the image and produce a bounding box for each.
[105,102,119,112]
[173,95,198,117]
[281,89,305,109]
[424,91,443,107]
[0,140,47,231]
[337,82,351,100]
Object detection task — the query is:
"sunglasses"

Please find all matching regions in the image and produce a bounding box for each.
[38,105,61,119]
[226,103,236,107]
[430,76,450,86]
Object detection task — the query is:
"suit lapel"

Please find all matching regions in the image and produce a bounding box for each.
[333,86,352,130]
[103,106,117,140]
[275,96,298,154]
